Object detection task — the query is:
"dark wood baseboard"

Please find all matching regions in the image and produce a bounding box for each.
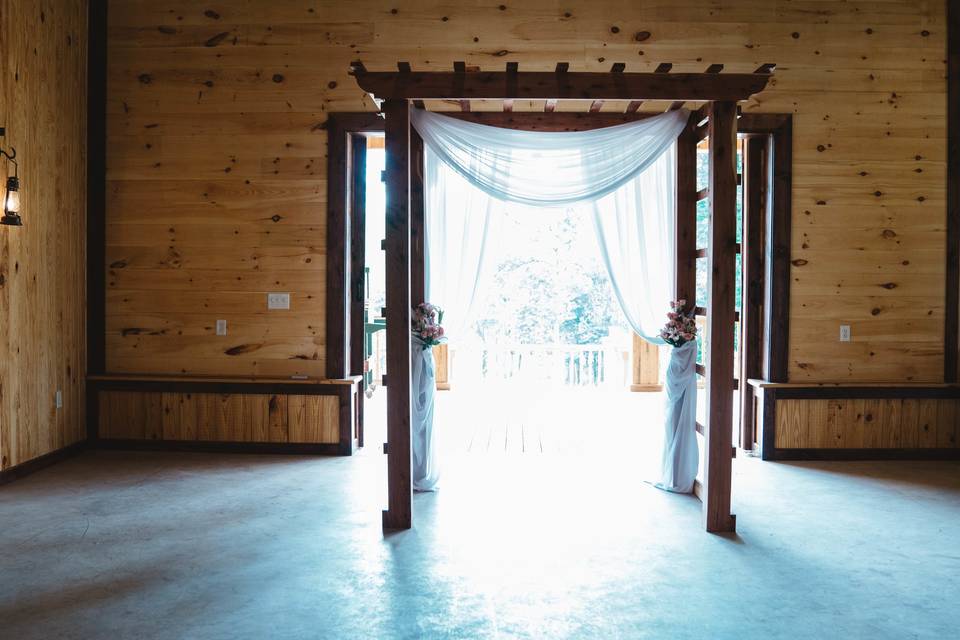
[771,448,960,461]
[93,439,343,456]
[0,441,87,486]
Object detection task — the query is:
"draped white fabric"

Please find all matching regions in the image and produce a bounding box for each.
[411,338,440,491]
[424,146,494,339]
[411,108,688,207]
[657,340,699,493]
[589,145,676,343]
[411,108,697,495]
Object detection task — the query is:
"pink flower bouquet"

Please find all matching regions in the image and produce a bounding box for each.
[659,299,698,347]
[412,302,447,350]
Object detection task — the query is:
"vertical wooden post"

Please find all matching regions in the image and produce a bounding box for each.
[675,114,698,305]
[704,100,737,533]
[631,334,662,391]
[349,135,368,379]
[739,135,766,450]
[410,128,426,307]
[383,99,413,531]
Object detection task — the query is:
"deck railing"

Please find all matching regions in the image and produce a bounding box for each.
[369,333,633,389]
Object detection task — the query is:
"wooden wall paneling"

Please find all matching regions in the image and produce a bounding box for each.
[631,334,662,392]
[434,344,451,391]
[410,128,426,307]
[382,99,413,531]
[703,101,737,533]
[105,1,948,386]
[288,394,339,444]
[0,0,87,471]
[246,394,271,442]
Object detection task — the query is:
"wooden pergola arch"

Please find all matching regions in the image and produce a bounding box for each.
[350,61,774,533]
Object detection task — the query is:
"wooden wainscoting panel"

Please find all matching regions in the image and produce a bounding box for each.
[775,399,806,448]
[917,399,939,448]
[267,395,289,442]
[861,399,883,448]
[900,399,921,448]
[879,399,903,448]
[288,395,340,444]
[936,400,958,448]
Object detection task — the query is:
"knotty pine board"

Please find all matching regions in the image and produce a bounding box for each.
[105,0,946,382]
[775,398,960,449]
[99,390,339,444]
[0,0,87,470]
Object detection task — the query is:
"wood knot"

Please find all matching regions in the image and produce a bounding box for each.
[204,31,230,47]
[225,343,263,356]
[881,229,897,239]
[158,26,177,34]
[632,31,650,42]
[879,282,897,289]
[871,308,881,316]
[791,259,808,267]
[272,73,285,83]
[610,26,620,34]
[138,73,152,84]
[204,9,221,19]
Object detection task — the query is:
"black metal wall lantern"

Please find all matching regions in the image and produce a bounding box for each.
[0,126,21,226]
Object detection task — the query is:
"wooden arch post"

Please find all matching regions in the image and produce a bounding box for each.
[353,61,771,533]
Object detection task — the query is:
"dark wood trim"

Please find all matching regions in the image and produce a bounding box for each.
[349,135,368,379]
[89,377,356,397]
[703,100,738,533]
[947,1,960,382]
[325,113,384,381]
[675,114,697,304]
[769,448,960,461]
[739,114,792,383]
[410,128,426,306]
[382,100,413,531]
[739,135,767,450]
[92,440,342,456]
[353,70,771,102]
[0,441,87,486]
[86,0,107,383]
[442,111,661,131]
[769,385,960,400]
[757,386,777,458]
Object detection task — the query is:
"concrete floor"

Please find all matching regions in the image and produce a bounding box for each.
[2,415,959,638]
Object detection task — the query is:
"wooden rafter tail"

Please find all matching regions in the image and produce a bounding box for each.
[459,100,471,112]
[610,62,626,73]
[754,63,776,74]
[546,62,568,112]
[504,61,518,112]
[626,100,644,113]
[705,63,725,74]
[397,62,425,109]
[655,62,673,73]
[544,99,557,112]
[349,60,367,75]
[589,100,604,112]
[669,101,686,111]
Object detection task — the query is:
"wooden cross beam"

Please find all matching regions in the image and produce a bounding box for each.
[351,64,771,102]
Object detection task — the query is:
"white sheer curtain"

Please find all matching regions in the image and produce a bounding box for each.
[423,146,494,339]
[410,108,698,494]
[589,146,676,342]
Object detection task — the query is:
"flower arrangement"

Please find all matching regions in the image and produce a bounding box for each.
[659,299,698,347]
[412,302,447,350]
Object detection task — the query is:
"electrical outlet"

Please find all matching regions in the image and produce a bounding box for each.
[55,390,63,410]
[267,293,290,310]
[839,325,851,342]
[216,319,227,336]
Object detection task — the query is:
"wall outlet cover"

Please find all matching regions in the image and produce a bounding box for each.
[216,319,227,336]
[267,293,291,310]
[55,390,63,409]
[839,325,851,342]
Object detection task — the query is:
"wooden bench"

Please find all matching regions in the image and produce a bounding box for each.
[87,375,364,456]
[748,380,960,460]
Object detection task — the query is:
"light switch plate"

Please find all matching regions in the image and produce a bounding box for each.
[216,319,227,336]
[55,390,63,409]
[268,293,291,310]
[839,325,851,342]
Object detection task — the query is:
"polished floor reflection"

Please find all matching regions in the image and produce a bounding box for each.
[2,392,959,639]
